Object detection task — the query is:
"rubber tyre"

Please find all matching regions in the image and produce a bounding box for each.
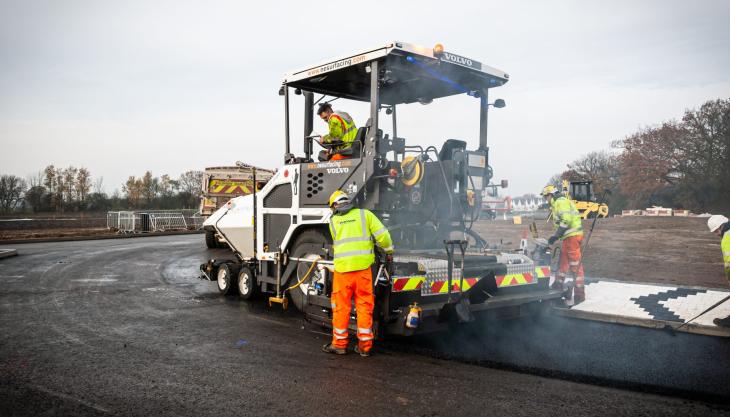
[237,266,257,300]
[205,230,217,249]
[287,229,332,312]
[216,263,239,295]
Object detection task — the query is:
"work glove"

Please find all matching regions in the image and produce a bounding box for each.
[548,235,558,245]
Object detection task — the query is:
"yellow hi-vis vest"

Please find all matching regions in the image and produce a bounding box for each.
[722,230,730,283]
[324,111,358,151]
[552,196,583,240]
[329,208,394,273]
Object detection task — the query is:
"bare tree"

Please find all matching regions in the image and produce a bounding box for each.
[159,174,178,198]
[0,175,27,212]
[76,167,92,202]
[123,176,143,208]
[141,171,158,206]
[62,167,78,204]
[43,165,56,193]
[178,170,204,209]
[566,150,620,195]
[178,170,203,197]
[93,176,105,194]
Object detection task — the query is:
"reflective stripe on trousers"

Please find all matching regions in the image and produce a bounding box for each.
[358,327,373,341]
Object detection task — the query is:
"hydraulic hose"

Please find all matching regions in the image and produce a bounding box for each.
[283,257,321,294]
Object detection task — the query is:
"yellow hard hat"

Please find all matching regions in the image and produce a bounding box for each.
[541,185,558,196]
[328,190,350,208]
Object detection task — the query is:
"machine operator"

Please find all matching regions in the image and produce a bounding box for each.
[322,190,393,357]
[316,103,358,161]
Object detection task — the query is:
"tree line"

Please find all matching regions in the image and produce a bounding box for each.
[0,167,204,213]
[553,97,729,214]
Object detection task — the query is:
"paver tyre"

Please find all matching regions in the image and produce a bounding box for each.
[237,266,258,300]
[217,263,239,295]
[205,231,218,249]
[287,229,332,312]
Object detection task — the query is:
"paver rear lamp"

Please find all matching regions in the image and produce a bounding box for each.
[433,43,444,56]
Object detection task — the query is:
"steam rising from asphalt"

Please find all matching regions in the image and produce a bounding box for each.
[385,314,730,401]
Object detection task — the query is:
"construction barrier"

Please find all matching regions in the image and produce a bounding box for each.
[107,210,199,233]
[645,206,673,216]
[148,211,187,232]
[107,211,139,233]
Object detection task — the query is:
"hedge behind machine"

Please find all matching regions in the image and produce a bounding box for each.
[200,42,562,336]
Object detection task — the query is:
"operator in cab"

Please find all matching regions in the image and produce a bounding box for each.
[542,184,585,305]
[317,102,358,161]
[322,190,394,357]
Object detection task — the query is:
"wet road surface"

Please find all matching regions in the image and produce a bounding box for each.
[1,236,728,416]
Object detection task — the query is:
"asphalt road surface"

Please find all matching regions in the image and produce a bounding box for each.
[1,236,728,417]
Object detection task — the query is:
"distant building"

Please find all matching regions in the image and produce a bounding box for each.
[511,196,546,213]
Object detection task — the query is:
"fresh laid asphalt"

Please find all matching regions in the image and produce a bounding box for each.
[1,235,728,416]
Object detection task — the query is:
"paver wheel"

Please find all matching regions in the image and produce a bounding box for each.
[205,231,217,249]
[287,229,332,312]
[237,266,258,300]
[216,263,239,295]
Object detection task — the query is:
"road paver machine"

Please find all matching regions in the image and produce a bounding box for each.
[200,42,562,336]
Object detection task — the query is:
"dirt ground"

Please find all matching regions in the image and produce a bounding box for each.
[473,216,727,289]
[0,227,113,241]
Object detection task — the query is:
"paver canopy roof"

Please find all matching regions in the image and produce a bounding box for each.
[283,42,509,105]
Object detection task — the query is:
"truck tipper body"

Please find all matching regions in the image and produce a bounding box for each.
[200,164,273,248]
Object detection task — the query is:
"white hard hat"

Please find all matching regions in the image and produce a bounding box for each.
[707,214,728,232]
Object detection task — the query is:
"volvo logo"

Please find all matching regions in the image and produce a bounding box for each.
[442,52,472,67]
[440,52,481,70]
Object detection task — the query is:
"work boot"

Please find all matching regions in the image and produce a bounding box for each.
[713,316,730,328]
[322,343,347,355]
[573,293,585,305]
[354,345,371,357]
[573,287,585,305]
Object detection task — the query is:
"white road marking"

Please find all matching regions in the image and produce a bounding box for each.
[72,278,118,283]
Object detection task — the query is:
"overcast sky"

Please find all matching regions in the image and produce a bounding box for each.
[1,0,729,196]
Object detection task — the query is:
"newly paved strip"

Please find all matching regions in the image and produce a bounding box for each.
[0,236,728,416]
[556,279,730,337]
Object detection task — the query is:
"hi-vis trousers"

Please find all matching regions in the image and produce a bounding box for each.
[331,268,374,352]
[556,235,585,297]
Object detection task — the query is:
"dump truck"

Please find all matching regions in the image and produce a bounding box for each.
[200,163,274,248]
[199,41,563,336]
[561,179,609,219]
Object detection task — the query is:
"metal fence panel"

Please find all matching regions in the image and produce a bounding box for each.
[107,210,199,233]
[148,211,188,232]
